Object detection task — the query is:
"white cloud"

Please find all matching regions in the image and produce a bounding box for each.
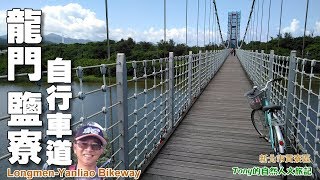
[282,19,300,34]
[42,3,106,41]
[316,21,320,34]
[0,3,224,46]
[109,27,222,46]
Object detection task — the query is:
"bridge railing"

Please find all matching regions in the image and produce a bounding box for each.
[237,49,320,178]
[0,49,229,173]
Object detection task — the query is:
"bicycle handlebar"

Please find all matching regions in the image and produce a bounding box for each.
[261,77,283,92]
[244,86,258,96]
[245,78,283,96]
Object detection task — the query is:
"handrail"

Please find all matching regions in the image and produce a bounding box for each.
[237,49,320,179]
[0,49,229,174]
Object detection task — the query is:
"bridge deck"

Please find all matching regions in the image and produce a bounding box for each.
[141,55,304,180]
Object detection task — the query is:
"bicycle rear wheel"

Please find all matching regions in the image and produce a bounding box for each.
[251,109,269,141]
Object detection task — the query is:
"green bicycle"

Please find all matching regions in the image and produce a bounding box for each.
[245,78,287,180]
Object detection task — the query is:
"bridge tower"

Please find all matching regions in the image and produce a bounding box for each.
[227,11,241,48]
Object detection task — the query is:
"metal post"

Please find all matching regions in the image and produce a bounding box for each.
[214,50,216,76]
[198,50,202,91]
[168,52,174,129]
[285,50,297,144]
[116,53,129,170]
[249,50,253,82]
[188,51,192,105]
[268,50,274,98]
[260,50,264,86]
[250,50,253,81]
[205,50,209,83]
[245,50,248,71]
[248,50,250,72]
[210,50,213,78]
[254,50,258,85]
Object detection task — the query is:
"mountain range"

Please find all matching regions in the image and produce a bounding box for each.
[0,33,92,44]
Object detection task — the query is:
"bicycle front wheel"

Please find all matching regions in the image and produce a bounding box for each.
[251,109,269,141]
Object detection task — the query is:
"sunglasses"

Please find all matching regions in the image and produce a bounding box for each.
[76,141,102,151]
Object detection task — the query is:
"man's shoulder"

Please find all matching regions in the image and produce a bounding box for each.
[68,165,76,170]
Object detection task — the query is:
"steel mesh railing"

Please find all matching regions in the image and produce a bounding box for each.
[237,49,320,179]
[0,49,229,174]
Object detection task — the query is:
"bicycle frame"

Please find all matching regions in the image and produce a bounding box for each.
[261,96,276,150]
[260,79,285,154]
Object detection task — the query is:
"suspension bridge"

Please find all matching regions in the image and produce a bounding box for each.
[0,0,319,179]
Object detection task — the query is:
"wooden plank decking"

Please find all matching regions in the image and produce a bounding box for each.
[141,55,306,180]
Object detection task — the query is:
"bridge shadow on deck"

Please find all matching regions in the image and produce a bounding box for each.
[141,55,306,180]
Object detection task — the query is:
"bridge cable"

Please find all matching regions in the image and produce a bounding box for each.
[302,0,309,58]
[104,0,114,165]
[164,0,166,42]
[239,0,256,49]
[213,0,216,50]
[250,7,255,49]
[197,0,200,49]
[251,0,256,50]
[250,6,253,49]
[255,0,260,42]
[277,0,283,52]
[209,0,211,46]
[259,0,264,51]
[266,0,271,51]
[204,0,206,47]
[247,19,250,45]
[186,0,188,46]
[104,0,110,61]
[212,0,215,49]
[212,0,225,48]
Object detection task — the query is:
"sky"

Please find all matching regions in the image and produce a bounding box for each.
[0,0,319,46]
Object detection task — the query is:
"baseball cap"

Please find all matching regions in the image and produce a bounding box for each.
[75,122,107,145]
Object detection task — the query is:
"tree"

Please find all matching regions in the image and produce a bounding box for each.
[284,32,293,39]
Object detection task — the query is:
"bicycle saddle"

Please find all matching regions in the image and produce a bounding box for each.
[262,105,281,112]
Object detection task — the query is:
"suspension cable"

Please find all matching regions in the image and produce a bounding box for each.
[266,0,271,51]
[104,0,114,163]
[259,0,264,50]
[249,17,252,45]
[104,0,110,60]
[213,1,216,50]
[212,0,225,48]
[209,0,211,46]
[255,0,259,42]
[164,0,166,42]
[302,0,309,58]
[204,0,206,47]
[252,2,255,50]
[277,0,283,51]
[239,0,256,49]
[197,0,200,49]
[186,0,188,46]
[212,0,215,49]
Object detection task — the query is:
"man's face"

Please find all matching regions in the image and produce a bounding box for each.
[73,136,104,167]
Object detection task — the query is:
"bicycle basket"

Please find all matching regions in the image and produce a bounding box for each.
[246,90,263,110]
